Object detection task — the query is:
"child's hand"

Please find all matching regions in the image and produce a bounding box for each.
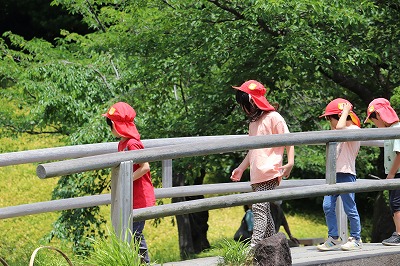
[278,163,294,180]
[231,168,244,182]
[386,173,395,179]
[341,102,352,115]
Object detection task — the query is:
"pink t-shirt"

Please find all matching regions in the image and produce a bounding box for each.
[336,125,360,175]
[118,138,156,209]
[248,111,290,184]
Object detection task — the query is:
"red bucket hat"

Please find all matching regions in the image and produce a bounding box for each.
[102,102,141,140]
[364,98,399,124]
[232,80,275,111]
[319,98,361,127]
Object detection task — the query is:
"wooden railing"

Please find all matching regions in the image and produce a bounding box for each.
[1,128,400,241]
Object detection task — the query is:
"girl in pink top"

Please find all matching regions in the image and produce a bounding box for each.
[231,80,294,247]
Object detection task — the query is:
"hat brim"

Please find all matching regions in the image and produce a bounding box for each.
[319,111,339,118]
[363,114,372,124]
[232,86,275,111]
[320,111,361,127]
[251,96,276,111]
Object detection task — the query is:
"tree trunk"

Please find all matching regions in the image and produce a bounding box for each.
[187,195,210,254]
[172,170,210,259]
[172,172,195,260]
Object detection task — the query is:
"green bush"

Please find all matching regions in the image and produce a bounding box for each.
[84,228,146,266]
[217,239,251,266]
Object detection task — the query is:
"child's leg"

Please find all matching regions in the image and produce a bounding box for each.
[323,194,339,238]
[251,202,275,245]
[393,211,400,233]
[337,173,361,240]
[132,220,150,263]
[251,179,278,246]
[340,192,361,240]
[389,188,400,233]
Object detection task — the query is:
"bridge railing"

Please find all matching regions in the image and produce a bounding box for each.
[1,128,399,241]
[36,128,400,239]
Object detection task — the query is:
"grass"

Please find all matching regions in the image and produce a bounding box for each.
[216,239,250,266]
[0,133,66,264]
[0,133,329,265]
[84,227,145,266]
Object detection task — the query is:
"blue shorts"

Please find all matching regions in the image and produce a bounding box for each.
[389,173,400,215]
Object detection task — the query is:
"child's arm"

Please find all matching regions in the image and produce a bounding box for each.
[336,102,352,129]
[133,162,151,181]
[279,145,294,179]
[387,152,400,179]
[231,153,250,182]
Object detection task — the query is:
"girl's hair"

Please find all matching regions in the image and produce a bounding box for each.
[243,205,252,211]
[106,117,113,129]
[327,114,352,121]
[369,112,377,120]
[235,90,265,122]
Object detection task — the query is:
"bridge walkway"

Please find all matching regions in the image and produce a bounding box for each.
[155,243,400,265]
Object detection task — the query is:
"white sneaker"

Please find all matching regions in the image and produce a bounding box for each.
[317,236,342,251]
[341,237,362,251]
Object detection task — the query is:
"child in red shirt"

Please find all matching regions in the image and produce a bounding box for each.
[103,102,155,263]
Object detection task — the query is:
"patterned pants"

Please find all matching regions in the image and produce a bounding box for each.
[250,178,279,246]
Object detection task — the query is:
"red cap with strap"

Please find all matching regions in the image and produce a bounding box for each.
[319,98,361,127]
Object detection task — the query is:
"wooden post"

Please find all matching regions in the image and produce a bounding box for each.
[162,159,173,188]
[326,142,348,242]
[111,161,133,242]
[336,197,348,242]
[326,142,337,185]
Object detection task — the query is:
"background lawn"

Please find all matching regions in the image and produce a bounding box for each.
[0,133,327,265]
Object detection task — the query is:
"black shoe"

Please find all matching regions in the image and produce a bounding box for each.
[382,232,400,246]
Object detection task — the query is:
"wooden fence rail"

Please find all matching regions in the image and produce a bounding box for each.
[0,128,397,242]
[0,179,326,219]
[36,128,393,178]
[0,135,243,167]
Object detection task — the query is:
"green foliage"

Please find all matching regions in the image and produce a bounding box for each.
[44,206,107,255]
[217,239,251,266]
[84,228,146,266]
[1,0,399,254]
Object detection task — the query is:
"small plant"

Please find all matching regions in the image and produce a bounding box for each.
[84,228,146,266]
[29,246,74,266]
[217,239,252,266]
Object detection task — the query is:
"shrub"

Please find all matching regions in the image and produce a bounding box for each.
[218,239,252,266]
[84,228,147,266]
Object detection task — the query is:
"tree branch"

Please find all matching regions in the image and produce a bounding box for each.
[319,68,376,104]
[60,60,111,90]
[85,0,107,33]
[207,0,244,20]
[3,123,62,135]
[161,0,176,10]
[207,0,283,36]
[110,57,120,80]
